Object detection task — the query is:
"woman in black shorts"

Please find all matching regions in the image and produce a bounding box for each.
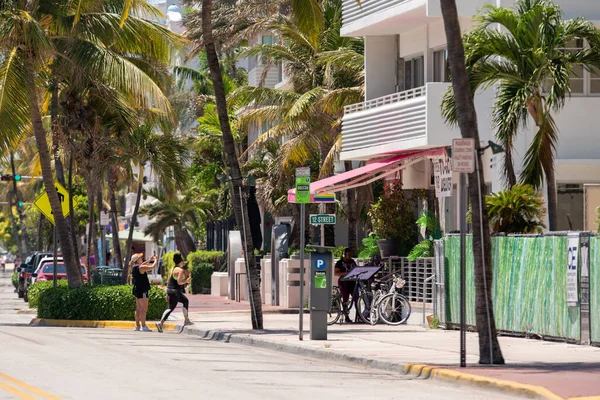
[131,253,157,332]
[156,253,192,332]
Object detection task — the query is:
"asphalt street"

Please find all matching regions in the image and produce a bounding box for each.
[0,270,519,400]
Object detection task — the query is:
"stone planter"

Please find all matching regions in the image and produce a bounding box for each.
[377,239,397,258]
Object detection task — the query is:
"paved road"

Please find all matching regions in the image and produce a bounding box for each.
[0,272,520,400]
[0,326,520,400]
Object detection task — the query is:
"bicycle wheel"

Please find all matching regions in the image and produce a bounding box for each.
[369,291,382,326]
[327,295,342,325]
[378,293,411,326]
[356,292,373,324]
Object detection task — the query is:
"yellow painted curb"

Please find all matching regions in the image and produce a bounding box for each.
[403,363,564,400]
[30,318,178,332]
[568,397,600,400]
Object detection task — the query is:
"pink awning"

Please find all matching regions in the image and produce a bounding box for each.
[287,147,446,203]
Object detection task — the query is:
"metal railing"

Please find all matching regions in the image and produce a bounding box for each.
[384,256,435,304]
[344,86,427,115]
[342,0,410,26]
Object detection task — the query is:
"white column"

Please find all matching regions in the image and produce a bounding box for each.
[365,36,398,101]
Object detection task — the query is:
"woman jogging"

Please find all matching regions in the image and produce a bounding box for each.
[131,253,157,332]
[156,253,193,332]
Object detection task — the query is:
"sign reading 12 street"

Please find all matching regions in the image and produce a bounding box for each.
[309,214,336,225]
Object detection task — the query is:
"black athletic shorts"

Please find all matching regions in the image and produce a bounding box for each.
[133,287,149,299]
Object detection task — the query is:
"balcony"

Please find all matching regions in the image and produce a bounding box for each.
[340,83,453,161]
[341,0,429,37]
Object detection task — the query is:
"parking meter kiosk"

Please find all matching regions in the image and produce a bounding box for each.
[309,247,334,340]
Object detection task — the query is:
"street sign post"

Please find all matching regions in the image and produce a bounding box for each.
[295,167,310,341]
[452,138,475,368]
[295,167,311,205]
[452,138,475,173]
[309,214,336,225]
[33,182,71,225]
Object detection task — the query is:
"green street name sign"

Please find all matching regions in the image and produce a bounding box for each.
[295,167,311,204]
[309,214,336,225]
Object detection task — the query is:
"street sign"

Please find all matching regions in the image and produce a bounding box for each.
[34,182,70,225]
[295,167,311,204]
[100,211,110,226]
[433,157,453,198]
[309,214,336,225]
[313,193,335,202]
[452,138,475,173]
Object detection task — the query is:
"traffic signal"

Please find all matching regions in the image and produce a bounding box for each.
[0,174,21,181]
[18,201,24,207]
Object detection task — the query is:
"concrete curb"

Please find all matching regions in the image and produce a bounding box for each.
[29,318,178,332]
[181,327,564,400]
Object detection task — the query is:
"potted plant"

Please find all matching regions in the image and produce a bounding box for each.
[368,182,418,257]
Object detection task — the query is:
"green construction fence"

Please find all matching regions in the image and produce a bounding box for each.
[444,235,583,341]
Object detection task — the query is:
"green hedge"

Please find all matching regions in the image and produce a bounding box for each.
[11,272,18,289]
[162,251,178,280]
[28,280,68,309]
[186,250,224,268]
[37,285,167,320]
[189,263,213,294]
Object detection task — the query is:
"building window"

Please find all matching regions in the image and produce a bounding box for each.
[262,35,273,45]
[404,55,424,90]
[564,39,584,94]
[433,48,450,83]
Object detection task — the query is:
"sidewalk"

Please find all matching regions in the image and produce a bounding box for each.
[180,295,600,400]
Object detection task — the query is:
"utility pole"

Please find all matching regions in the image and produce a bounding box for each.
[10,154,28,259]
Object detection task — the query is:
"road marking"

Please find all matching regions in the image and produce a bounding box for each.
[0,371,62,400]
[0,381,37,400]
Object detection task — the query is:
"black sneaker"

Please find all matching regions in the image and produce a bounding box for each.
[155,321,163,333]
[344,315,353,324]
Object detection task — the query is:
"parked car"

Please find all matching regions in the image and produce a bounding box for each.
[33,263,88,283]
[20,252,56,301]
[30,257,64,285]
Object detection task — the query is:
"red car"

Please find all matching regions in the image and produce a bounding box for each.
[35,263,88,282]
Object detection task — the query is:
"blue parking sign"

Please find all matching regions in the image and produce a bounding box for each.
[314,257,326,271]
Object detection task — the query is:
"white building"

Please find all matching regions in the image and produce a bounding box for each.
[338,0,600,231]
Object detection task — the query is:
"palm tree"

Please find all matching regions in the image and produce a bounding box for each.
[230,0,364,248]
[442,0,600,231]
[189,0,264,330]
[0,0,183,287]
[119,125,189,282]
[439,0,504,365]
[140,187,212,257]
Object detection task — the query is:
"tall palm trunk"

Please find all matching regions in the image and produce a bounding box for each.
[37,214,45,251]
[26,58,82,288]
[544,165,558,231]
[67,149,82,276]
[344,161,357,252]
[174,225,196,258]
[440,0,504,364]
[6,199,20,256]
[202,0,263,329]
[10,153,27,259]
[52,80,80,268]
[86,189,96,269]
[123,167,143,283]
[97,186,104,266]
[108,168,123,269]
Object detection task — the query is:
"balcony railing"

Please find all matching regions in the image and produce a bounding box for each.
[342,86,428,153]
[342,0,409,26]
[344,86,426,114]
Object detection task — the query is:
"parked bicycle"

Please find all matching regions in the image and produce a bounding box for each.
[368,273,411,325]
[327,271,372,325]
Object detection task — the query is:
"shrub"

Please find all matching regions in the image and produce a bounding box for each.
[11,272,18,289]
[162,251,178,279]
[189,263,213,294]
[28,280,68,309]
[37,285,167,320]
[186,250,224,268]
